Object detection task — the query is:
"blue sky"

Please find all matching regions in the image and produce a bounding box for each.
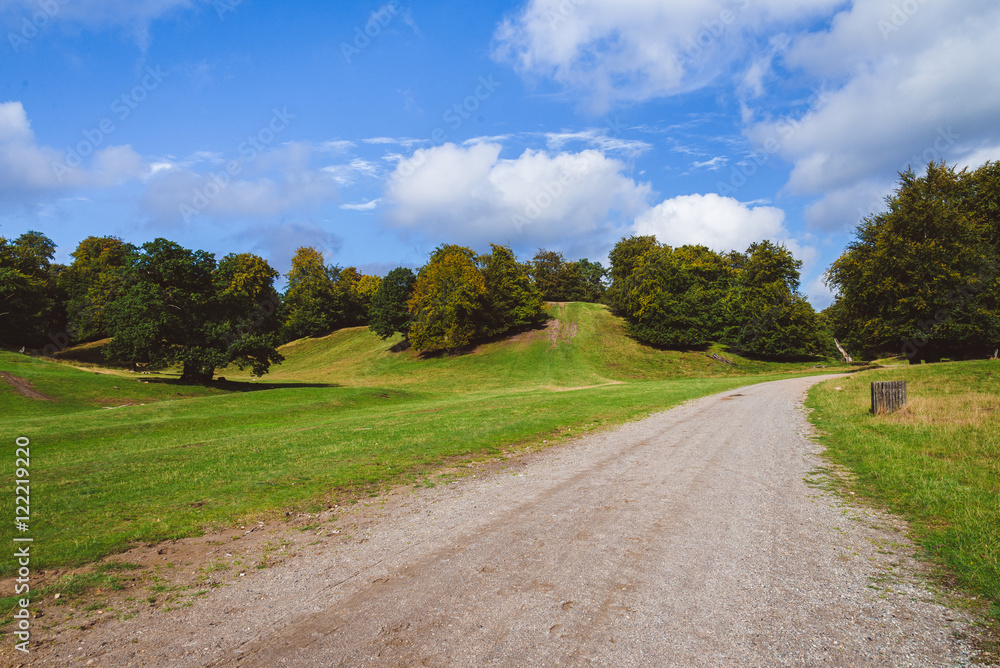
[2,0,999,307]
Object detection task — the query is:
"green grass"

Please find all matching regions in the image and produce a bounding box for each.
[806,361,1000,624]
[1,303,842,578]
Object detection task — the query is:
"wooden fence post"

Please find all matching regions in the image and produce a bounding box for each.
[871,381,907,414]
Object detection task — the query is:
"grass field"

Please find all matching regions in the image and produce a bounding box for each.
[0,303,843,580]
[806,361,1000,624]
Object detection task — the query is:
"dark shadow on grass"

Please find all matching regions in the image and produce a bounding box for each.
[720,345,825,364]
[139,378,341,391]
[623,334,712,354]
[414,319,552,359]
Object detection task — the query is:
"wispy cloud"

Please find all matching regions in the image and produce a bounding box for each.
[340,198,381,211]
[362,136,427,148]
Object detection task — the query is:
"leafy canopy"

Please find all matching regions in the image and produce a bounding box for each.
[826,161,1000,362]
[104,239,283,382]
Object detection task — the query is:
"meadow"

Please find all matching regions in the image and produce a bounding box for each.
[1,303,839,575]
[807,361,1000,625]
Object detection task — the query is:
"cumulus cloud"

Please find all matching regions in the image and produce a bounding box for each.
[745,0,1000,230]
[0,101,145,203]
[633,193,822,301]
[384,142,651,257]
[633,193,788,253]
[492,0,843,110]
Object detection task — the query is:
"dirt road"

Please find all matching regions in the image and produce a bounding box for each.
[31,375,986,666]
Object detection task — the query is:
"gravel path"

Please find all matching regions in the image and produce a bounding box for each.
[28,374,990,666]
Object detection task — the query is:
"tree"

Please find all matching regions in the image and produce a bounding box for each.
[478,244,546,338]
[607,235,822,357]
[368,267,416,339]
[281,246,340,341]
[334,266,365,327]
[574,258,608,303]
[213,253,286,376]
[104,239,283,382]
[352,273,382,324]
[408,245,488,351]
[0,231,65,348]
[530,249,586,301]
[58,236,136,342]
[614,243,729,348]
[606,235,659,315]
[724,241,823,358]
[826,162,1000,362]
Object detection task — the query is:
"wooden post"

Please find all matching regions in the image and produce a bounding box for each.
[871,381,907,414]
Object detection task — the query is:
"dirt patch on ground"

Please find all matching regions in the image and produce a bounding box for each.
[547,381,624,392]
[502,319,558,350]
[0,370,54,401]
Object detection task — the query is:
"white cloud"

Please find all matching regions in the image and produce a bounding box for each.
[141,142,340,224]
[316,140,356,154]
[340,198,381,212]
[803,181,894,232]
[691,156,727,171]
[633,193,789,253]
[2,0,194,50]
[744,0,1000,230]
[362,136,426,148]
[0,101,145,203]
[804,274,834,310]
[385,142,651,257]
[321,158,381,186]
[955,145,1000,172]
[492,0,843,110]
[543,129,651,157]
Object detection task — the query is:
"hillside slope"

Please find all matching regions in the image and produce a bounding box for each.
[222,302,833,390]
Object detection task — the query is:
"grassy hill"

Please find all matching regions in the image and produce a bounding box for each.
[1,303,844,575]
[222,302,833,388]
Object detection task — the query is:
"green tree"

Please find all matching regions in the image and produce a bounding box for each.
[606,235,659,315]
[574,258,608,303]
[408,245,488,351]
[58,236,136,342]
[616,243,729,348]
[529,249,588,301]
[334,266,365,327]
[104,239,283,382]
[724,241,823,358]
[826,162,1000,362]
[368,267,416,339]
[352,273,382,323]
[0,230,65,348]
[282,247,340,340]
[213,252,286,375]
[478,244,546,338]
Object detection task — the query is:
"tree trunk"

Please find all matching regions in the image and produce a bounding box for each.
[180,362,213,383]
[833,338,852,363]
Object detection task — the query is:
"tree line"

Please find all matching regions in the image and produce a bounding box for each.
[0,237,609,380]
[3,159,996,379]
[606,237,829,358]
